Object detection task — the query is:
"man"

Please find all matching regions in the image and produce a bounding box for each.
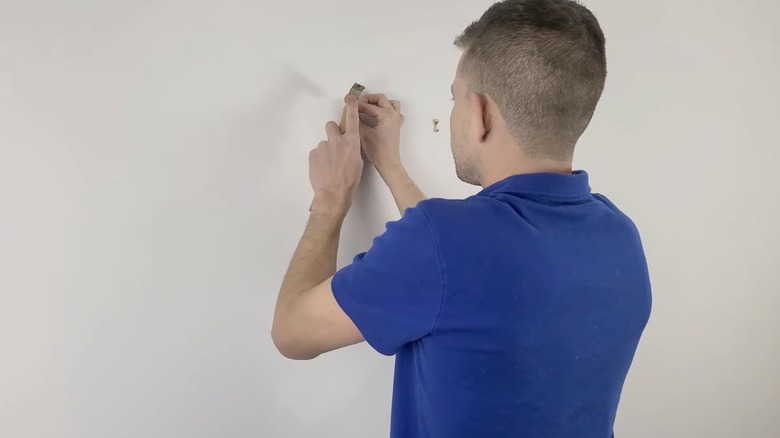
[271,0,652,436]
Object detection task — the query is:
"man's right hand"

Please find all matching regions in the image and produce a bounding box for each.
[357,93,405,176]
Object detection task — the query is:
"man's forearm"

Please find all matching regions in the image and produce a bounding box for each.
[378,164,426,215]
[274,202,347,326]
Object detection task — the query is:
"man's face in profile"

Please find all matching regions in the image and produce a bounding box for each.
[449,57,482,186]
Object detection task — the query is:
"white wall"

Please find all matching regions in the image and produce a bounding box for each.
[1,1,778,437]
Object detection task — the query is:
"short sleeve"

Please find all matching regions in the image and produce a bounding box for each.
[331,203,444,356]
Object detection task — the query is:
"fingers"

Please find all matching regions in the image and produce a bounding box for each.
[344,95,359,137]
[390,100,403,125]
[311,141,327,156]
[358,101,382,118]
[359,94,403,123]
[323,96,360,142]
[358,112,375,125]
[362,93,392,109]
[325,121,340,141]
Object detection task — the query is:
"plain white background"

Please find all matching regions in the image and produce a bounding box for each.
[1,0,778,436]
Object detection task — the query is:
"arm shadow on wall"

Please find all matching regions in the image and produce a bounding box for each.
[210,65,392,268]
[338,160,388,264]
[212,64,325,197]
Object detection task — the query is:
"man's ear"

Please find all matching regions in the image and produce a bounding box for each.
[470,92,493,142]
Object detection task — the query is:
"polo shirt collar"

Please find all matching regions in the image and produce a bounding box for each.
[477,170,591,199]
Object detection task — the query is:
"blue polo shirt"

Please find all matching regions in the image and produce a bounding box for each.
[331,171,652,438]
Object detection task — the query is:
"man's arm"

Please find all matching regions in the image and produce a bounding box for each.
[272,203,364,360]
[377,163,426,215]
[271,96,365,360]
[358,94,426,216]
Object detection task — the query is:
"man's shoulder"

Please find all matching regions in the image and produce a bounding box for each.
[405,196,510,246]
[590,192,644,236]
[414,195,492,218]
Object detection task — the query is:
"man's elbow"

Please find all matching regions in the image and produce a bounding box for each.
[271,323,320,360]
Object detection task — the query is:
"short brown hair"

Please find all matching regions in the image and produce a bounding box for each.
[455,0,607,160]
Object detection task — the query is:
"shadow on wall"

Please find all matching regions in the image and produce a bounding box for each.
[212,64,326,197]
[205,64,393,272]
[338,161,387,265]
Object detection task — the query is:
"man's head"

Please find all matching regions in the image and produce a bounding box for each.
[449,0,607,186]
